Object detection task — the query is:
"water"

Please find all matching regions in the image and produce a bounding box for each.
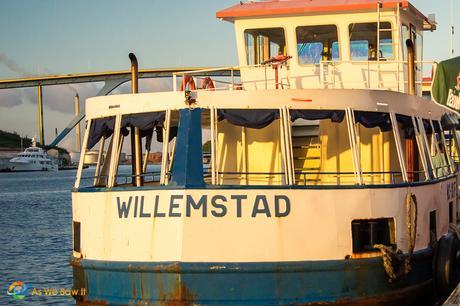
[0,169,86,305]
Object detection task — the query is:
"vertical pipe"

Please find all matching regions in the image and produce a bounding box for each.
[406,39,416,96]
[37,85,44,145]
[406,39,416,180]
[129,53,143,187]
[75,94,81,151]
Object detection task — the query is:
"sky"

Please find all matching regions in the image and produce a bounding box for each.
[0,0,458,152]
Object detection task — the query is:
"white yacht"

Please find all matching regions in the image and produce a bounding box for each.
[9,140,58,172]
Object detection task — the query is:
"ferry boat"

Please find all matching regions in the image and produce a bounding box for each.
[71,0,460,304]
[9,139,58,172]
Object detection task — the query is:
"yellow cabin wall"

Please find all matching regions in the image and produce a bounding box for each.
[217,120,283,185]
[216,119,407,186]
[319,120,354,185]
[358,127,401,184]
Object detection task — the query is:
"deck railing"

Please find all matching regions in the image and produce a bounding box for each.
[171,60,436,94]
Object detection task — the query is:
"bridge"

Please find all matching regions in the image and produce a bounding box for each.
[0,65,240,148]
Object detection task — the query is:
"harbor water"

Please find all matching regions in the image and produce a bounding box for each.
[0,167,107,305]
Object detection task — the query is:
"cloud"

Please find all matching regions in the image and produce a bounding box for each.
[0,53,30,76]
[0,89,24,108]
[39,83,100,114]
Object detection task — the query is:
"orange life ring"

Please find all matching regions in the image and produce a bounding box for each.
[180,75,196,91]
[201,77,215,91]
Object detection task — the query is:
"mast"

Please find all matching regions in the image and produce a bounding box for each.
[451,0,455,57]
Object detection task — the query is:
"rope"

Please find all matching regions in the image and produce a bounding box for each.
[374,192,417,283]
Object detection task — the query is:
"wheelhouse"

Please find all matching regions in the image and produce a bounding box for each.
[217,0,436,94]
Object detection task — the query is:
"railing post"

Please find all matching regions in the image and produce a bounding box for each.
[93,135,105,186]
[210,106,216,185]
[389,112,408,182]
[160,109,171,185]
[346,108,363,185]
[108,114,122,188]
[75,119,92,189]
[230,68,234,90]
[173,74,177,92]
[411,116,431,180]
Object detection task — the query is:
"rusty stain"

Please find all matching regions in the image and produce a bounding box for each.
[71,257,83,268]
[140,274,145,300]
[126,262,182,273]
[70,258,198,306]
[165,283,198,306]
[351,252,382,259]
[154,262,182,273]
[132,273,137,299]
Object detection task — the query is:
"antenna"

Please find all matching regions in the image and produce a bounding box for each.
[451,0,455,57]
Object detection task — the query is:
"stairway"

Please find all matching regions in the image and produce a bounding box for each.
[291,119,321,185]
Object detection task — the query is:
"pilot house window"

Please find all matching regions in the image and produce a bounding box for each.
[349,22,393,61]
[296,25,340,65]
[244,28,286,65]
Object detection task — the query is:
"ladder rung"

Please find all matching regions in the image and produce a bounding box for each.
[294,157,320,160]
[293,145,321,149]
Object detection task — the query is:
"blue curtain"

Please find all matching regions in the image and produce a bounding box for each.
[290,109,345,123]
[353,111,392,132]
[441,113,460,130]
[87,111,165,150]
[217,109,280,129]
[395,114,414,139]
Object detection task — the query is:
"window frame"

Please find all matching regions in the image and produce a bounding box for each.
[294,23,342,66]
[243,26,288,66]
[208,107,290,186]
[348,20,395,62]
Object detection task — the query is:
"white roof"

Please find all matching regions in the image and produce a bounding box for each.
[85,89,458,121]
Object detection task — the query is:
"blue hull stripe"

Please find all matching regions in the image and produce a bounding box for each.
[72,248,433,305]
